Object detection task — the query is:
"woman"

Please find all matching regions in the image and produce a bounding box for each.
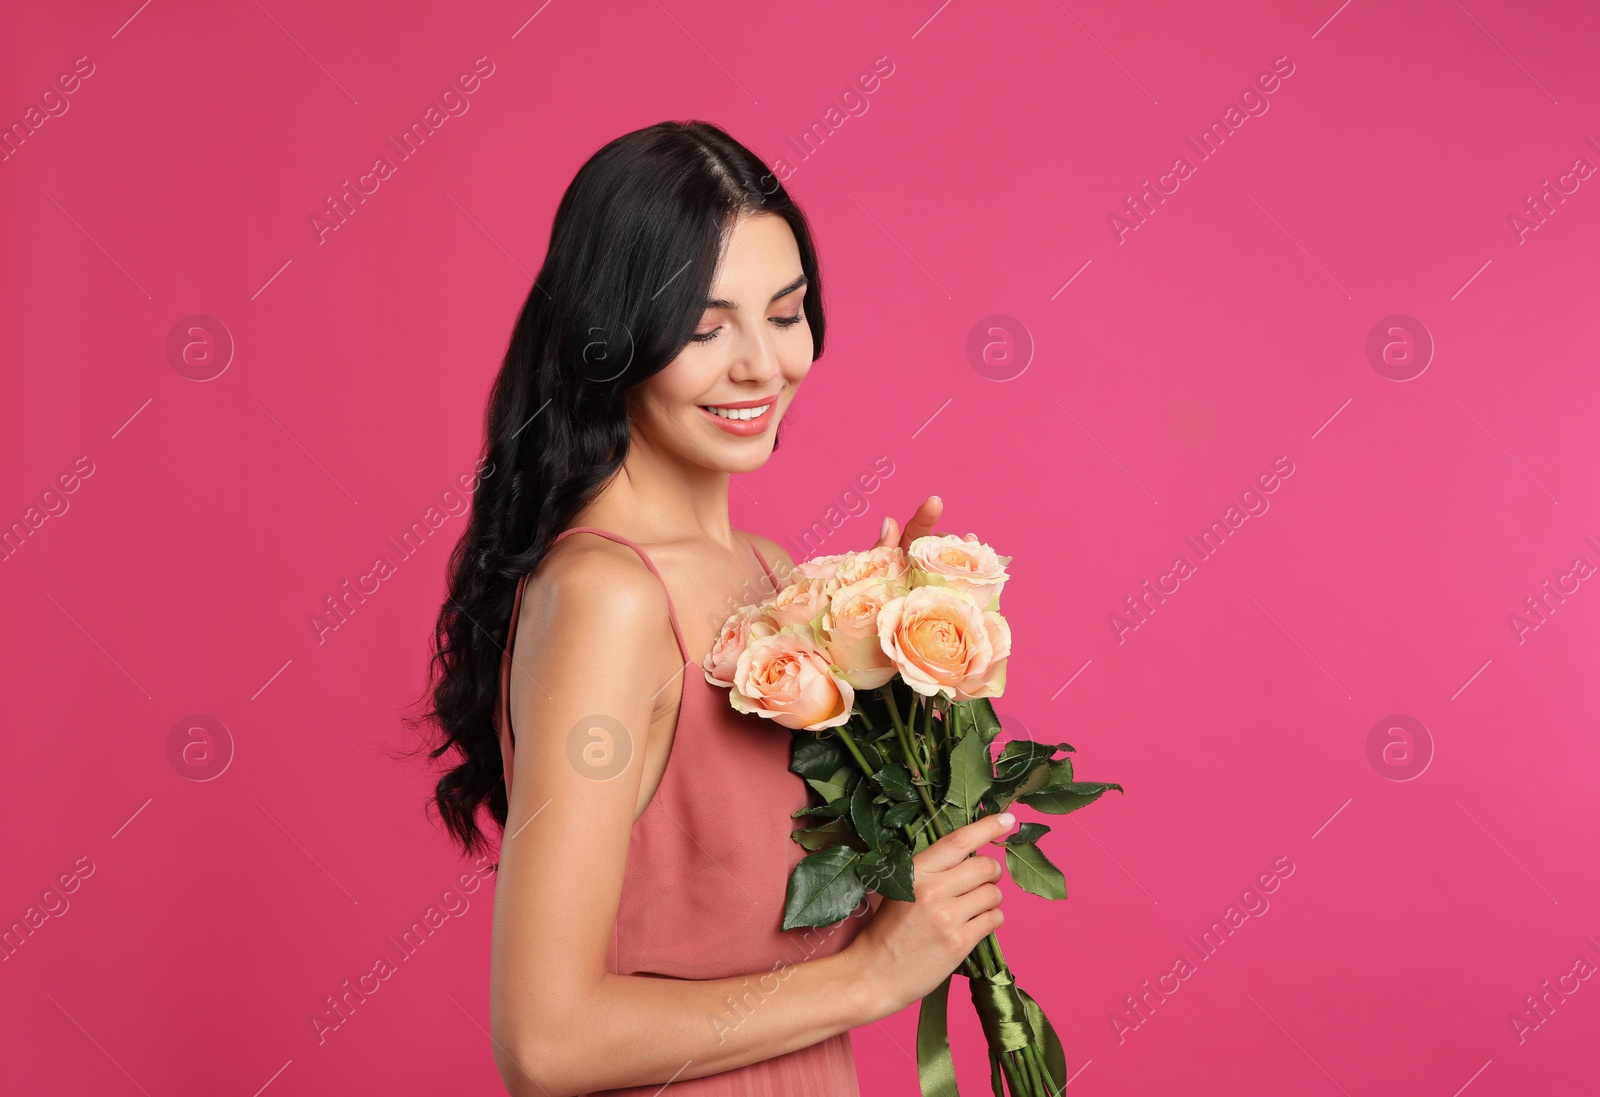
[417,120,1015,1096]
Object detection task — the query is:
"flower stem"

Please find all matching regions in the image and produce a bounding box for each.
[880,692,1055,1094]
[832,724,922,847]
[882,686,910,751]
[1023,1043,1052,1095]
[1029,1043,1059,1096]
[913,771,945,837]
[921,699,937,787]
[832,725,875,779]
[881,687,949,840]
[999,1048,1033,1095]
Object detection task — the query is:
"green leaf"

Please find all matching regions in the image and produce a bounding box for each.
[992,738,1068,773]
[855,735,887,772]
[793,801,842,819]
[1039,757,1074,786]
[999,739,1073,771]
[873,761,917,802]
[1004,821,1052,846]
[965,699,1004,745]
[791,817,867,852]
[1005,841,1067,900]
[857,842,915,901]
[993,758,1072,812]
[1006,758,1072,796]
[995,739,1058,778]
[883,800,922,830]
[782,846,867,929]
[791,735,849,780]
[1019,780,1124,816]
[993,761,1055,812]
[805,765,853,806]
[943,730,994,818]
[850,777,886,851]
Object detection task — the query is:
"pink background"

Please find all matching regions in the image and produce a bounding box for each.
[3,0,1598,1094]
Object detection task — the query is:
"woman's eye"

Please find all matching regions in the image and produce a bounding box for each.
[690,313,801,343]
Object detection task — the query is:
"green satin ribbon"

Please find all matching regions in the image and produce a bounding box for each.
[915,970,1069,1096]
[916,975,959,1097]
[1016,985,1067,1090]
[969,968,1031,1051]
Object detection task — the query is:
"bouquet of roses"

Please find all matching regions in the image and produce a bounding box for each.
[702,533,1122,1097]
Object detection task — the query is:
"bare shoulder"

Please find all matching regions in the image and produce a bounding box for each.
[516,533,674,656]
[742,530,797,587]
[502,532,680,803]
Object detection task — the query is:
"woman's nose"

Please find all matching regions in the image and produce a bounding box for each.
[728,320,781,383]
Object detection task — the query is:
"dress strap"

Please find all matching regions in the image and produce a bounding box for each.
[551,526,691,664]
[746,537,780,589]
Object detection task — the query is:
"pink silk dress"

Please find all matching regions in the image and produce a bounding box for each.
[495,526,868,1096]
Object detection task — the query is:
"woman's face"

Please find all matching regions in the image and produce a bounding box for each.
[629,211,813,473]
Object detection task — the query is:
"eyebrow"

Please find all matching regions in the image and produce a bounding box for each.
[704,274,808,311]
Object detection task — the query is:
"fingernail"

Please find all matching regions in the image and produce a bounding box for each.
[880,516,890,539]
[998,812,1015,829]
[929,495,941,505]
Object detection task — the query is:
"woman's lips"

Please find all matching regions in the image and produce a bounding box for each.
[697,401,775,436]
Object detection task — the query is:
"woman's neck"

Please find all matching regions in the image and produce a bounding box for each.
[579,429,737,550]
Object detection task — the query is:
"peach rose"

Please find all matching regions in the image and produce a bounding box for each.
[731,629,855,730]
[790,552,850,582]
[767,576,831,631]
[877,586,1010,700]
[703,604,778,688]
[821,578,902,689]
[834,545,911,590]
[907,534,1011,610]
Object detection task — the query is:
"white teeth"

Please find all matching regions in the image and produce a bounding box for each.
[704,403,770,421]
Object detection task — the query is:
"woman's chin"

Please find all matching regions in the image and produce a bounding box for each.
[711,440,777,473]
[693,412,782,471]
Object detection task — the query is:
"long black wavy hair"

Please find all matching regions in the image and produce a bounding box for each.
[409,120,828,861]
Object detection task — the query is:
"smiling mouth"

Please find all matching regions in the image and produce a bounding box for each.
[698,402,772,421]
[695,399,778,436]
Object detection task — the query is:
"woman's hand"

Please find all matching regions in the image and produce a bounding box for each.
[843,812,1015,1020]
[876,495,942,552]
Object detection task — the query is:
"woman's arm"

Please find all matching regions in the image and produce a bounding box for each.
[488,540,886,1097]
